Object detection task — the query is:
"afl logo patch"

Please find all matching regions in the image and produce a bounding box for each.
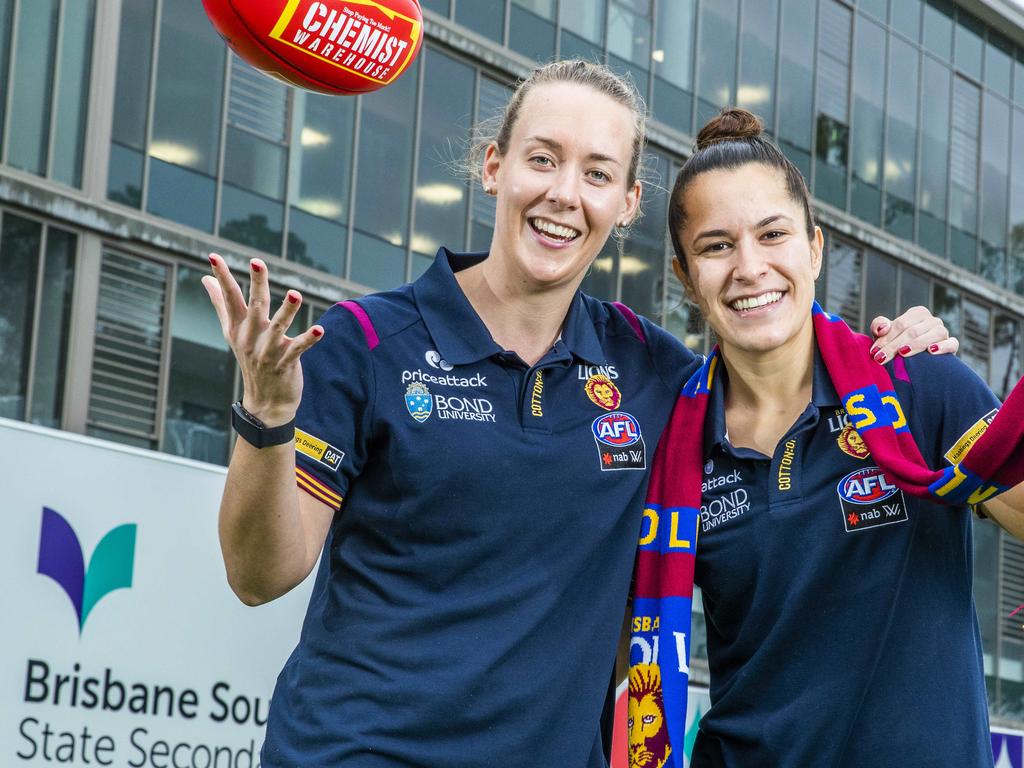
[593,412,641,446]
[837,466,908,532]
[584,374,621,411]
[592,412,646,471]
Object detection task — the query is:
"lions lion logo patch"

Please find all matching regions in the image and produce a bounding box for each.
[838,423,869,460]
[585,374,621,411]
[629,664,671,768]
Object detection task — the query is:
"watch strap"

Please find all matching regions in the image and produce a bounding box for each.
[231,401,296,448]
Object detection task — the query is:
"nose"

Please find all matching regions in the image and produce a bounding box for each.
[732,237,769,283]
[546,167,580,209]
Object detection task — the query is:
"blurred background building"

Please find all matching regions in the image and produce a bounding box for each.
[2,0,1024,727]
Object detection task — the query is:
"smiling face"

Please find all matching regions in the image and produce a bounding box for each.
[674,163,824,358]
[482,81,641,293]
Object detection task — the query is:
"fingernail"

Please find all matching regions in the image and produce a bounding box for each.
[311,327,323,338]
[874,352,886,364]
[287,293,299,305]
[208,255,217,267]
[251,261,262,273]
[876,323,889,335]
[929,344,939,353]
[869,345,879,357]
[898,345,911,356]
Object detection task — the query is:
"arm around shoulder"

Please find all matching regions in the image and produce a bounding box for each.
[980,486,1024,542]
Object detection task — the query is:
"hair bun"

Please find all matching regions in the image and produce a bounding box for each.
[695,108,763,150]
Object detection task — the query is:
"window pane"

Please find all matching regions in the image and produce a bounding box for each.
[31,228,76,427]
[164,265,233,465]
[825,240,862,327]
[510,1,556,62]
[223,126,286,201]
[1016,52,1024,107]
[7,0,58,175]
[607,0,652,89]
[980,93,1010,286]
[219,184,284,255]
[858,0,886,20]
[960,299,989,381]
[814,0,851,210]
[468,77,509,253]
[0,0,13,149]
[287,90,356,274]
[884,37,918,241]
[147,158,217,232]
[931,282,961,338]
[851,17,886,226]
[863,252,897,331]
[889,0,921,41]
[421,0,449,15]
[923,0,953,60]
[954,12,983,82]
[0,215,42,420]
[991,314,1021,399]
[899,268,930,311]
[455,0,504,42]
[350,230,406,290]
[560,0,605,45]
[620,152,668,319]
[150,0,225,176]
[985,33,1013,99]
[51,0,94,187]
[413,49,473,261]
[919,58,950,257]
[582,238,620,302]
[109,0,155,207]
[652,0,695,132]
[352,56,419,278]
[950,76,979,271]
[1011,108,1024,294]
[778,0,816,177]
[737,0,777,127]
[697,0,738,117]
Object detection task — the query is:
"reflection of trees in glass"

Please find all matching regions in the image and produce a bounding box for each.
[219,214,281,255]
[992,315,1021,399]
[816,115,849,168]
[109,185,142,208]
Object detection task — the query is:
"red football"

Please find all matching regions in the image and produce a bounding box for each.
[202,0,423,95]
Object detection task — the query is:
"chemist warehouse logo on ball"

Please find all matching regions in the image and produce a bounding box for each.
[35,507,137,634]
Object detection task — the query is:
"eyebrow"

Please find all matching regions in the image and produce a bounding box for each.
[524,136,622,167]
[692,214,793,244]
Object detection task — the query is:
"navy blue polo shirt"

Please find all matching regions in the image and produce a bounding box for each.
[263,248,701,767]
[690,349,1000,768]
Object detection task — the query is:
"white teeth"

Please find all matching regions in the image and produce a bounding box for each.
[531,218,580,241]
[730,292,783,311]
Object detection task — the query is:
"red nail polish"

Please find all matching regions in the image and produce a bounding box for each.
[251,262,262,273]
[874,352,886,364]
[929,344,939,353]
[898,345,911,356]
[208,255,217,267]
[311,327,323,338]
[869,345,879,357]
[287,294,299,305]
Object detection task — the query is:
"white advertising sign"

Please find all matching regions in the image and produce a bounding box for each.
[1,418,311,767]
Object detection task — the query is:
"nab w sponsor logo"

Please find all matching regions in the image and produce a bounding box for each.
[592,412,646,471]
[837,467,908,533]
[592,412,641,447]
[36,508,137,634]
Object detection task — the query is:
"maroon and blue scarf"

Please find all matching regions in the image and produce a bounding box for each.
[628,302,1024,768]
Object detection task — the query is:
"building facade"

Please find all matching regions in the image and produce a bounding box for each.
[3,0,1024,728]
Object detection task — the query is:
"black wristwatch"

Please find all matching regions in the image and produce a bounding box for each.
[230,401,296,448]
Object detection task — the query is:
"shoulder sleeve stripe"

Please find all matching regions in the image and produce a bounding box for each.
[611,301,647,344]
[338,299,380,350]
[295,466,342,510]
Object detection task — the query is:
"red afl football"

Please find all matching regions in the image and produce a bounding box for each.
[202,0,423,95]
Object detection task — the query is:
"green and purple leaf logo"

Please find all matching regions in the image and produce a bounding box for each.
[36,507,137,633]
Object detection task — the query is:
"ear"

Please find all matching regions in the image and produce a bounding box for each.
[810,225,824,280]
[482,142,501,193]
[619,180,643,227]
[671,257,698,304]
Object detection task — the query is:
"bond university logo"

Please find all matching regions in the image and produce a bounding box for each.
[405,382,433,422]
[36,508,137,633]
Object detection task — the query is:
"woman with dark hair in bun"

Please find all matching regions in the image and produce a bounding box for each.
[628,108,1024,767]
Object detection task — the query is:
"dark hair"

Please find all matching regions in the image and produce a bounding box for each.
[469,59,647,188]
[668,108,815,272]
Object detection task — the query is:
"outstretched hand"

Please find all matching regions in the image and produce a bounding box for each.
[201,254,324,427]
[868,306,959,364]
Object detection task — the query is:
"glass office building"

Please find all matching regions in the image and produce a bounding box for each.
[3,0,1024,726]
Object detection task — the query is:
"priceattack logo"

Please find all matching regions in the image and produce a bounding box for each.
[36,507,137,634]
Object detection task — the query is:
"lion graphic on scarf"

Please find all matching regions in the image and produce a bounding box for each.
[628,664,671,768]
